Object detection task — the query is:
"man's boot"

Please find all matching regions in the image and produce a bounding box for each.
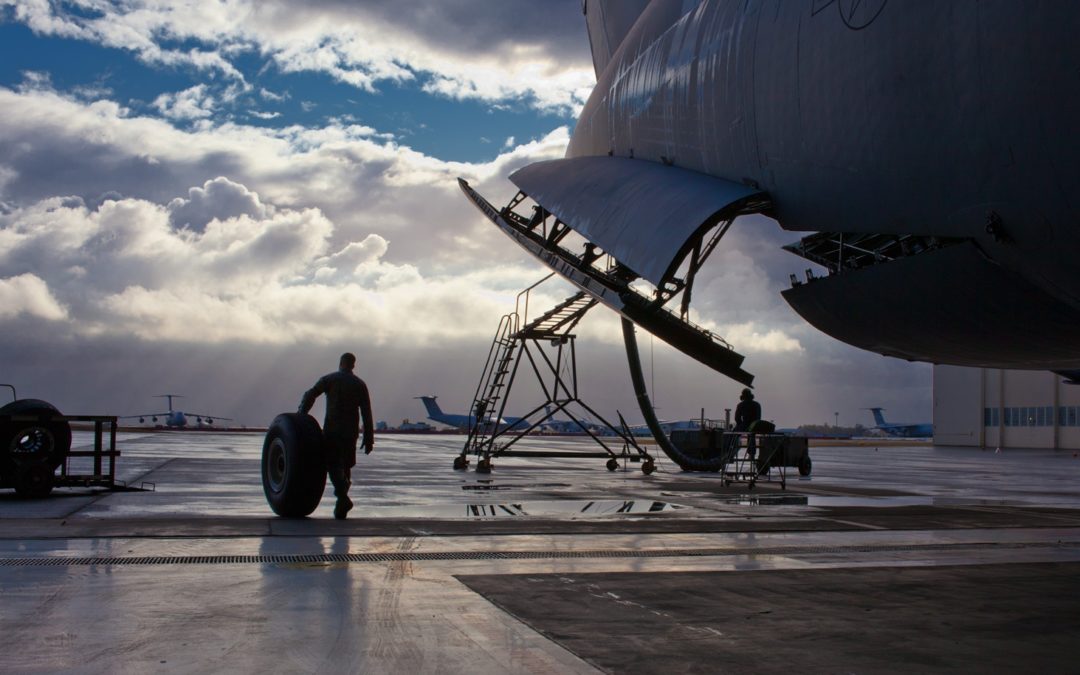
[329,466,353,519]
[334,495,353,520]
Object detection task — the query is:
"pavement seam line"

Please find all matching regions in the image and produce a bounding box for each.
[1,540,1077,567]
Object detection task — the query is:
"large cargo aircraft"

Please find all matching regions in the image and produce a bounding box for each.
[417,396,527,432]
[461,0,1080,378]
[864,408,933,439]
[120,394,231,428]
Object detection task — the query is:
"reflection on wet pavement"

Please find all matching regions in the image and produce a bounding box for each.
[365,499,684,518]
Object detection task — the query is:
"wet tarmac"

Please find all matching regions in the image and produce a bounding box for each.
[2,432,1080,672]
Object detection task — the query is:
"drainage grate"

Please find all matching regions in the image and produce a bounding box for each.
[0,541,1076,567]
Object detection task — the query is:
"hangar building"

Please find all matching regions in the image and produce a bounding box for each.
[934,366,1080,450]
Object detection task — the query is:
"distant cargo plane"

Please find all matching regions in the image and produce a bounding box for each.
[121,394,232,428]
[417,396,526,431]
[864,408,932,439]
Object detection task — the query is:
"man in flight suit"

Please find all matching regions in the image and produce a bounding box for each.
[299,352,374,519]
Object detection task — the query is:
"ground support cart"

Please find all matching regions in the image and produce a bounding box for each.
[668,425,810,488]
[715,432,811,490]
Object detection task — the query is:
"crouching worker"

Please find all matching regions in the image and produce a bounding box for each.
[299,352,374,519]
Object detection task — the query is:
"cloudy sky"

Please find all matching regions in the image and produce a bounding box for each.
[0,0,930,430]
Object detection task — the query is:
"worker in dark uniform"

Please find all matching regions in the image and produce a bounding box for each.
[734,388,762,459]
[734,388,761,431]
[299,352,374,519]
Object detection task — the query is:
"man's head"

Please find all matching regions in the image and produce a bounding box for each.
[740,388,753,401]
[340,352,356,371]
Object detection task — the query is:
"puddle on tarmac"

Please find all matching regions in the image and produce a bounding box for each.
[708,495,931,507]
[461,483,572,491]
[366,500,684,518]
[708,494,1080,508]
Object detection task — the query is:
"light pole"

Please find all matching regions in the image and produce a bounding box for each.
[834,411,839,428]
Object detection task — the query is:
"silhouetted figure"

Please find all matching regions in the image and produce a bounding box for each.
[734,388,762,459]
[299,352,374,519]
[734,388,761,431]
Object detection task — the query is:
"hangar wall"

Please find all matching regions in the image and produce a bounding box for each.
[933,366,1080,449]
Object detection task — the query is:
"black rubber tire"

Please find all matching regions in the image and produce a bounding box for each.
[606,458,619,471]
[14,463,55,498]
[261,413,326,518]
[642,459,656,476]
[798,454,812,477]
[0,399,72,488]
[453,455,468,470]
[476,458,492,474]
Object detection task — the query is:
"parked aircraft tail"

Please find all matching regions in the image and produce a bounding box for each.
[865,407,888,427]
[417,396,443,418]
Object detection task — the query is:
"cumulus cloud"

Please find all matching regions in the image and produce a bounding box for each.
[167,176,270,232]
[718,322,803,354]
[153,85,216,121]
[0,273,68,320]
[0,176,547,347]
[6,1,245,80]
[5,0,593,114]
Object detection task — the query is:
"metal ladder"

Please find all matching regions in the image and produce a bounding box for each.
[455,280,654,474]
[458,313,520,470]
[518,291,597,338]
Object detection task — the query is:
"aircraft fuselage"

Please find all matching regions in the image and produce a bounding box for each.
[567,0,1080,368]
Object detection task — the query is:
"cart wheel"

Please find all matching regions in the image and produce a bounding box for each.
[453,455,468,471]
[261,413,326,518]
[606,458,619,471]
[642,459,656,475]
[723,479,731,487]
[476,458,492,474]
[14,463,54,498]
[798,454,812,476]
[748,481,755,491]
[0,399,72,473]
[780,480,786,491]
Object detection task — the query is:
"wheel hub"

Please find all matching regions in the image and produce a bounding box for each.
[267,438,287,492]
[9,426,54,462]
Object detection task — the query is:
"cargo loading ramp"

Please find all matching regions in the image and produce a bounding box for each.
[459,156,776,472]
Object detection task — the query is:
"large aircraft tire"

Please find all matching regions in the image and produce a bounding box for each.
[798,454,812,477]
[14,463,55,498]
[262,413,326,518]
[0,399,72,485]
